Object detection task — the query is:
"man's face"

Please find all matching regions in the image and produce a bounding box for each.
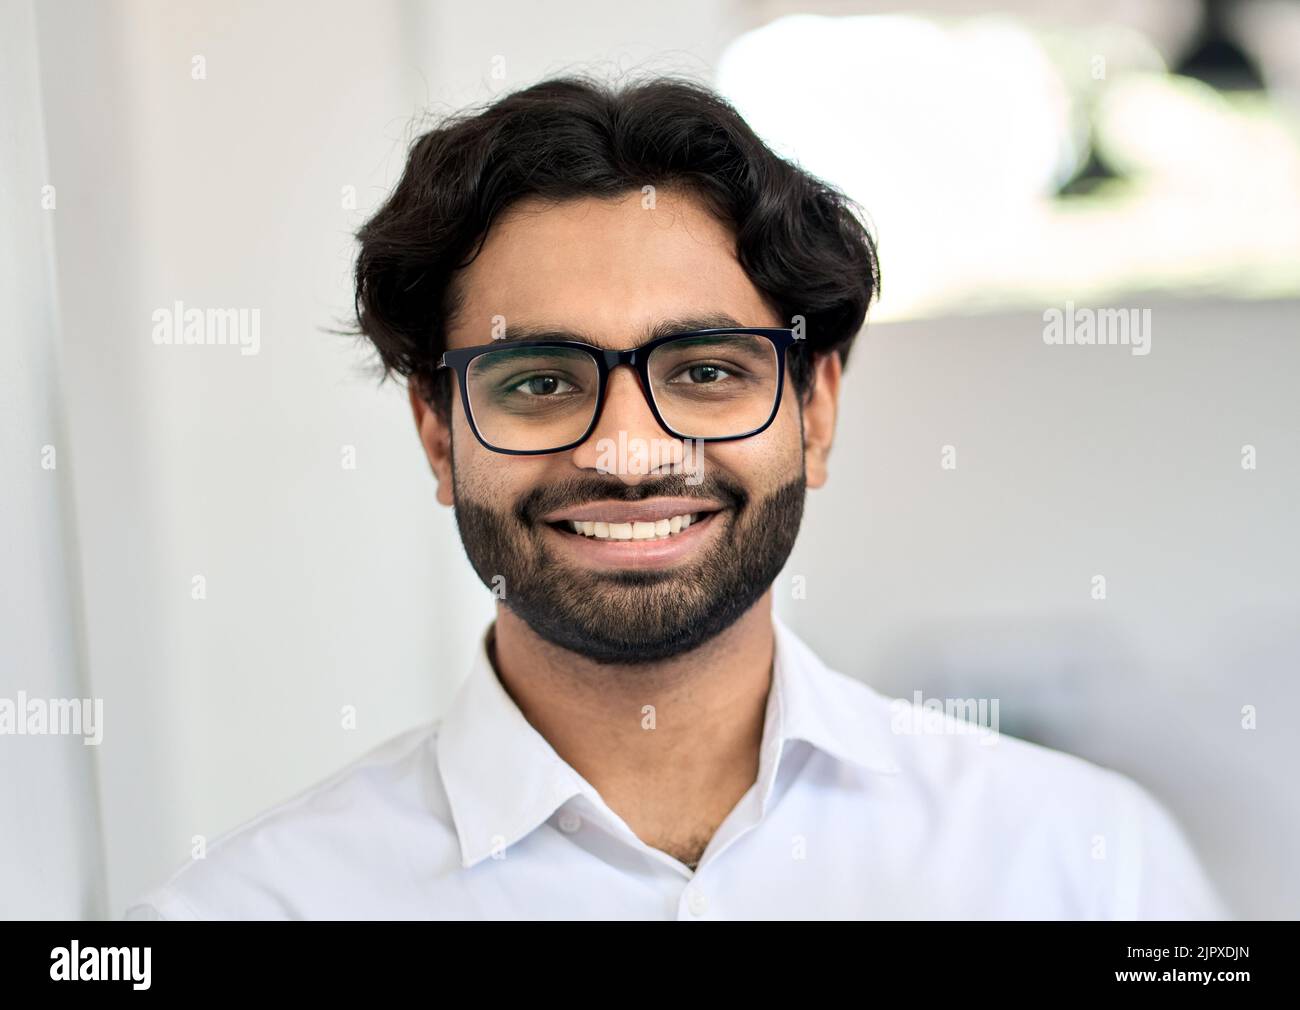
[413,188,838,663]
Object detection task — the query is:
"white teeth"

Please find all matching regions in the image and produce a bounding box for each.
[559,511,709,541]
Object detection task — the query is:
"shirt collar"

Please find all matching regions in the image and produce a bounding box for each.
[435,623,582,868]
[765,610,900,779]
[436,611,898,869]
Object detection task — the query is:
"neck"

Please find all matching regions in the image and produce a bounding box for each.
[488,591,776,866]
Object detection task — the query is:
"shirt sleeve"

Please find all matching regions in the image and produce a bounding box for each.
[1112,775,1231,920]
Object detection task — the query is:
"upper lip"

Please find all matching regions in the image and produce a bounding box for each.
[542,498,725,525]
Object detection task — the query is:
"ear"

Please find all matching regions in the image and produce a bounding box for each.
[802,351,842,490]
[409,381,456,508]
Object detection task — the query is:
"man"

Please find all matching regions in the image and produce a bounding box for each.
[126,75,1225,920]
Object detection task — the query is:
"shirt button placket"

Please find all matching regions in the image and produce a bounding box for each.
[683,886,708,919]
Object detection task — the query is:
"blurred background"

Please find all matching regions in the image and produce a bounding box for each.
[3,0,1297,919]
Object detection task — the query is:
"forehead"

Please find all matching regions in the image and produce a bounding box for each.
[446,188,779,348]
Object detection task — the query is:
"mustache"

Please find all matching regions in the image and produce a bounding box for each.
[515,472,746,525]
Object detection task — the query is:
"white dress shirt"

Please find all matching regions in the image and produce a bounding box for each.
[125,612,1227,920]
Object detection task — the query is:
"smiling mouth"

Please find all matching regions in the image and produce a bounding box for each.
[546,510,718,542]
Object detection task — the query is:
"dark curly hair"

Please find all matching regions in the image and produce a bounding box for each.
[353,73,880,420]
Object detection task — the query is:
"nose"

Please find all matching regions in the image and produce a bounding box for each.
[569,364,687,481]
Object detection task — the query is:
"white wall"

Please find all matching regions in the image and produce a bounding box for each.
[0,0,105,920]
[15,0,1299,919]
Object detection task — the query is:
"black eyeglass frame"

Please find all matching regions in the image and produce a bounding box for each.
[436,327,804,456]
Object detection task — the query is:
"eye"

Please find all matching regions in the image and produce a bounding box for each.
[670,363,734,385]
[507,374,579,397]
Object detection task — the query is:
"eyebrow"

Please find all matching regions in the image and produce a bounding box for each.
[484,313,749,347]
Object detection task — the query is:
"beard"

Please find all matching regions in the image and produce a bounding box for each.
[452,465,806,664]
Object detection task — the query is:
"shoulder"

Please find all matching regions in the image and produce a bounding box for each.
[123,722,455,920]
[816,661,1126,805]
[820,668,1227,918]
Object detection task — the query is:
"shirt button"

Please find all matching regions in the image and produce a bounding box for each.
[557,810,582,834]
[685,887,708,917]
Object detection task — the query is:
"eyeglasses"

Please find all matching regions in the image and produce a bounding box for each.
[437,327,803,455]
